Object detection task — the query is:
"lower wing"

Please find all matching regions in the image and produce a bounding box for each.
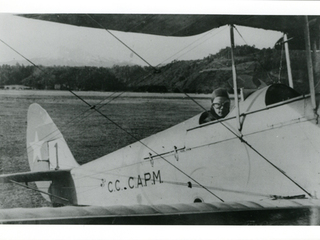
[0,170,71,183]
[1,199,320,224]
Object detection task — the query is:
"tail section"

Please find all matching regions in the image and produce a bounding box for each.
[26,103,79,204]
[27,103,79,172]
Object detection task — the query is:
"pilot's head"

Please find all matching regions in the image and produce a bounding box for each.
[211,88,230,118]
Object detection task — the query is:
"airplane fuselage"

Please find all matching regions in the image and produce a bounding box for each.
[69,85,320,206]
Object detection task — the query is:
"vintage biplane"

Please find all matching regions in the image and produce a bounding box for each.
[1,14,320,224]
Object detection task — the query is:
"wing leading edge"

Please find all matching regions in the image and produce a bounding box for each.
[1,199,320,224]
[0,169,71,183]
[0,169,77,206]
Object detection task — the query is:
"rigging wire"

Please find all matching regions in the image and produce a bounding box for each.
[43,161,302,201]
[67,91,224,202]
[25,92,121,156]
[0,39,43,72]
[164,27,229,64]
[71,170,277,199]
[0,40,115,158]
[0,18,157,156]
[233,25,280,84]
[38,18,231,198]
[85,14,157,70]
[25,70,156,159]
[68,76,313,200]
[233,25,249,45]
[10,180,71,204]
[4,16,226,149]
[0,38,98,159]
[183,97,312,198]
[73,25,228,121]
[48,72,156,145]
[180,25,313,198]
[48,31,213,151]
[159,26,228,65]
[2,19,313,200]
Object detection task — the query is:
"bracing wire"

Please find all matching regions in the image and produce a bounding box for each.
[25,92,121,156]
[2,18,313,200]
[0,28,152,157]
[86,14,157,70]
[68,73,314,200]
[1,37,224,200]
[63,19,231,198]
[67,91,225,202]
[183,91,313,198]
[0,41,118,156]
[25,69,157,159]
[233,25,249,46]
[53,23,228,145]
[180,25,313,198]
[159,26,228,65]
[0,39,43,72]
[233,25,280,84]
[10,180,71,204]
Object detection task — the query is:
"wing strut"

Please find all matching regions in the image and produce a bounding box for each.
[284,33,294,88]
[230,24,241,132]
[304,16,317,111]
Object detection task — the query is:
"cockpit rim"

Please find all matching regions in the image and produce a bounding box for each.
[188,91,308,132]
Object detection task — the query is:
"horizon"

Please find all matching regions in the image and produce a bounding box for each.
[0,43,277,69]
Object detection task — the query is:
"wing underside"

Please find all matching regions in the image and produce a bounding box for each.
[19,14,319,39]
[0,170,71,183]
[1,199,320,224]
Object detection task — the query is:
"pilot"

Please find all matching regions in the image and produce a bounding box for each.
[199,88,230,124]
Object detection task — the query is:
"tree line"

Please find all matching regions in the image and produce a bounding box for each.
[0,45,308,93]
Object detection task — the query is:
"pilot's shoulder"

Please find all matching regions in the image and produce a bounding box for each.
[199,111,212,124]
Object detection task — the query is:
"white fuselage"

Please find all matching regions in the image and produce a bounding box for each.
[71,86,320,206]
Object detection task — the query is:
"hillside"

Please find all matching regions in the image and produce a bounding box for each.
[0,45,310,94]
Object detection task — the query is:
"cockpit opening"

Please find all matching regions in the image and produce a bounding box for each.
[265,84,301,106]
[194,197,203,203]
[198,84,301,125]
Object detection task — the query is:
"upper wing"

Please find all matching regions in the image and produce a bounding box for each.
[1,198,320,224]
[18,14,319,37]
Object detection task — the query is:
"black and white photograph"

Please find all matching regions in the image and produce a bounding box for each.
[0,1,320,239]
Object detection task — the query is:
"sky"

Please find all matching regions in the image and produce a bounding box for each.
[0,13,284,67]
[0,1,318,68]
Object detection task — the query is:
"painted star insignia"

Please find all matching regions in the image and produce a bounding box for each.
[29,132,45,162]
